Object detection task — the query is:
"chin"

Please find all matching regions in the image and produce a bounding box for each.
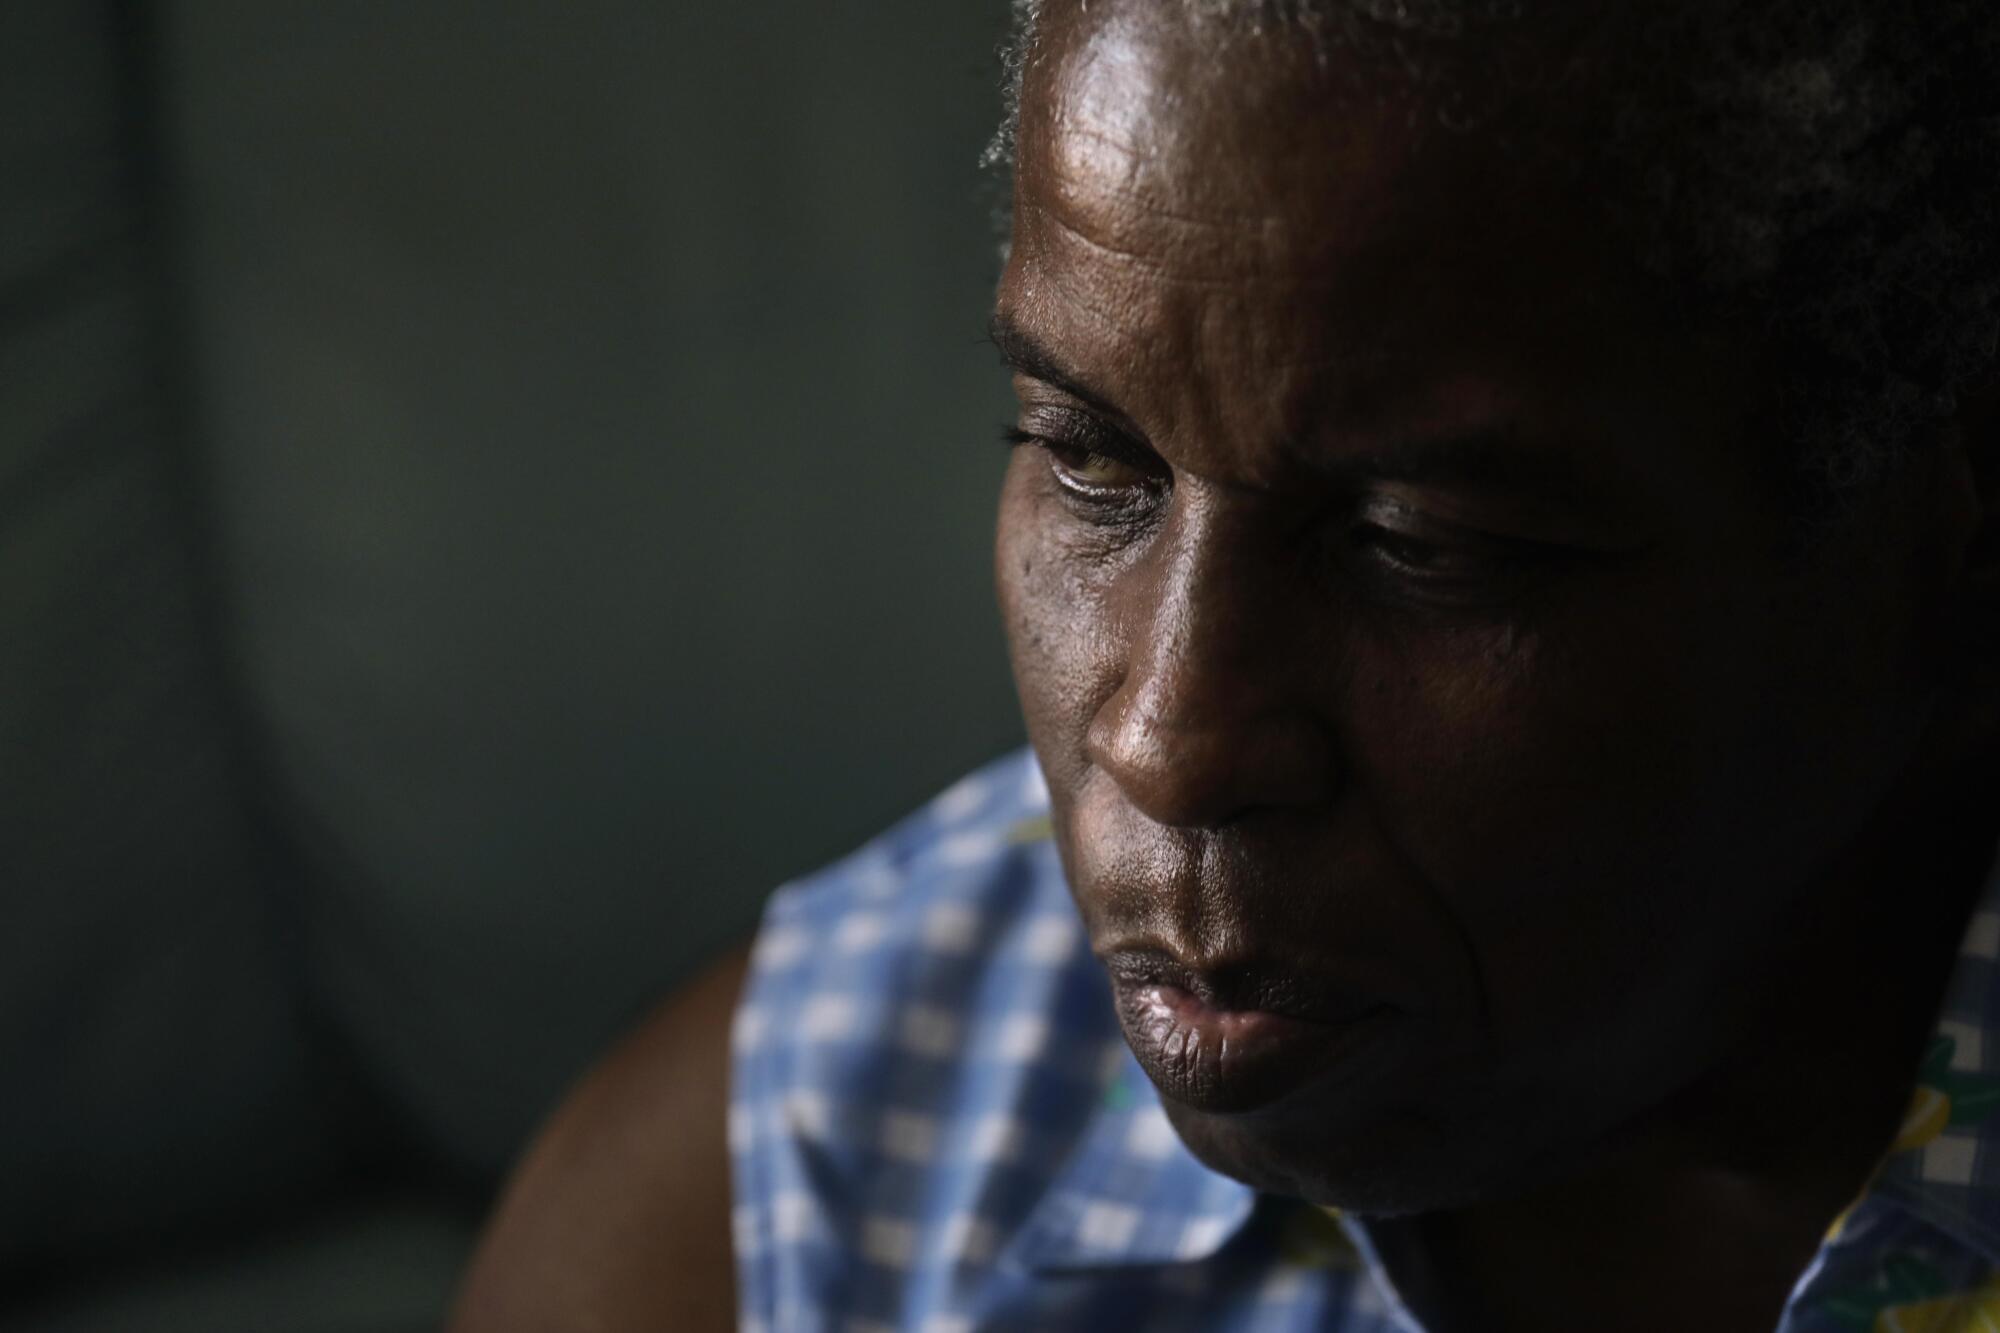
[1157,1079,1545,1219]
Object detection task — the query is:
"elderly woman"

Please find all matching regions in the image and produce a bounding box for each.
[454,0,2000,1329]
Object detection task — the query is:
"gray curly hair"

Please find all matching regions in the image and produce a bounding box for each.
[986,0,2000,515]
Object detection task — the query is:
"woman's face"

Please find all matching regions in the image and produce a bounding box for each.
[994,0,1954,1211]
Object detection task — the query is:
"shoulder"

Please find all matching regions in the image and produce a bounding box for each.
[450,945,748,1333]
[731,751,1135,1326]
[450,751,1073,1333]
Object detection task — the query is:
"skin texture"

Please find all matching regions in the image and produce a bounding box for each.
[994,2,2000,1328]
[454,6,2000,1329]
[448,946,745,1333]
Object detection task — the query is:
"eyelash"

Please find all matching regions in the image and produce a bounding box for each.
[1347,512,1581,610]
[1002,425,1576,607]
[1002,426,1164,510]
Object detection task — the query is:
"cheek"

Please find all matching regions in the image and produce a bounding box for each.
[995,457,1121,790]
[1341,627,1704,1088]
[1345,569,1884,1055]
[1355,616,1691,894]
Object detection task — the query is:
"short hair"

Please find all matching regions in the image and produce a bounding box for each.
[987,0,2000,518]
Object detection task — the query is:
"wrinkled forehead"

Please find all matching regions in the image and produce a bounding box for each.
[1017,2,1398,281]
[1001,0,1761,514]
[1010,0,1625,291]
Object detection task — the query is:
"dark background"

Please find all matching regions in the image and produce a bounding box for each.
[4,1,1021,1325]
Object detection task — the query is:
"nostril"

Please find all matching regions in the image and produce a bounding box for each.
[1088,695,1212,830]
[1087,683,1336,831]
[1086,502,1339,829]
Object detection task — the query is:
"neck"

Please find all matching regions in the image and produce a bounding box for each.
[1378,743,2000,1333]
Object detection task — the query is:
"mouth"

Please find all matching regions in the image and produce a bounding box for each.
[1102,947,1401,1115]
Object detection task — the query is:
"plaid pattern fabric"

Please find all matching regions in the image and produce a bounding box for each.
[1780,903,2000,1332]
[731,750,2000,1332]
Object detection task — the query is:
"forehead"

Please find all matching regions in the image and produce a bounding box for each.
[1000,0,1753,507]
[1024,6,1421,280]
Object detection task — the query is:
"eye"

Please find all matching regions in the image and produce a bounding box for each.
[1347,495,1580,608]
[1353,522,1489,578]
[1043,442,1151,492]
[1002,424,1163,516]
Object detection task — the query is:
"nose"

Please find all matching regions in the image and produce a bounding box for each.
[1086,495,1339,830]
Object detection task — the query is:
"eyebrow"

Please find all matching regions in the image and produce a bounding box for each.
[989,311,1597,500]
[987,313,1138,431]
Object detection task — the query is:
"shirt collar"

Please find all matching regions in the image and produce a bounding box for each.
[1865,847,2000,1261]
[1008,1050,1261,1272]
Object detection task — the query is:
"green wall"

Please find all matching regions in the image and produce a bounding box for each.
[160,0,1025,1171]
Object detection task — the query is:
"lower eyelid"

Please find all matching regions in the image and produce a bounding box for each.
[1045,459,1164,522]
[1049,461,1123,498]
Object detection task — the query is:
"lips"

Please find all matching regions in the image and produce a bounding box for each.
[1103,948,1400,1114]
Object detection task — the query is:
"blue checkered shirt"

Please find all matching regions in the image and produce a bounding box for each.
[730,750,2000,1330]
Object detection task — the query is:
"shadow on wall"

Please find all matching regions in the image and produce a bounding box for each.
[164,0,1024,1178]
[3,0,1019,1325]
